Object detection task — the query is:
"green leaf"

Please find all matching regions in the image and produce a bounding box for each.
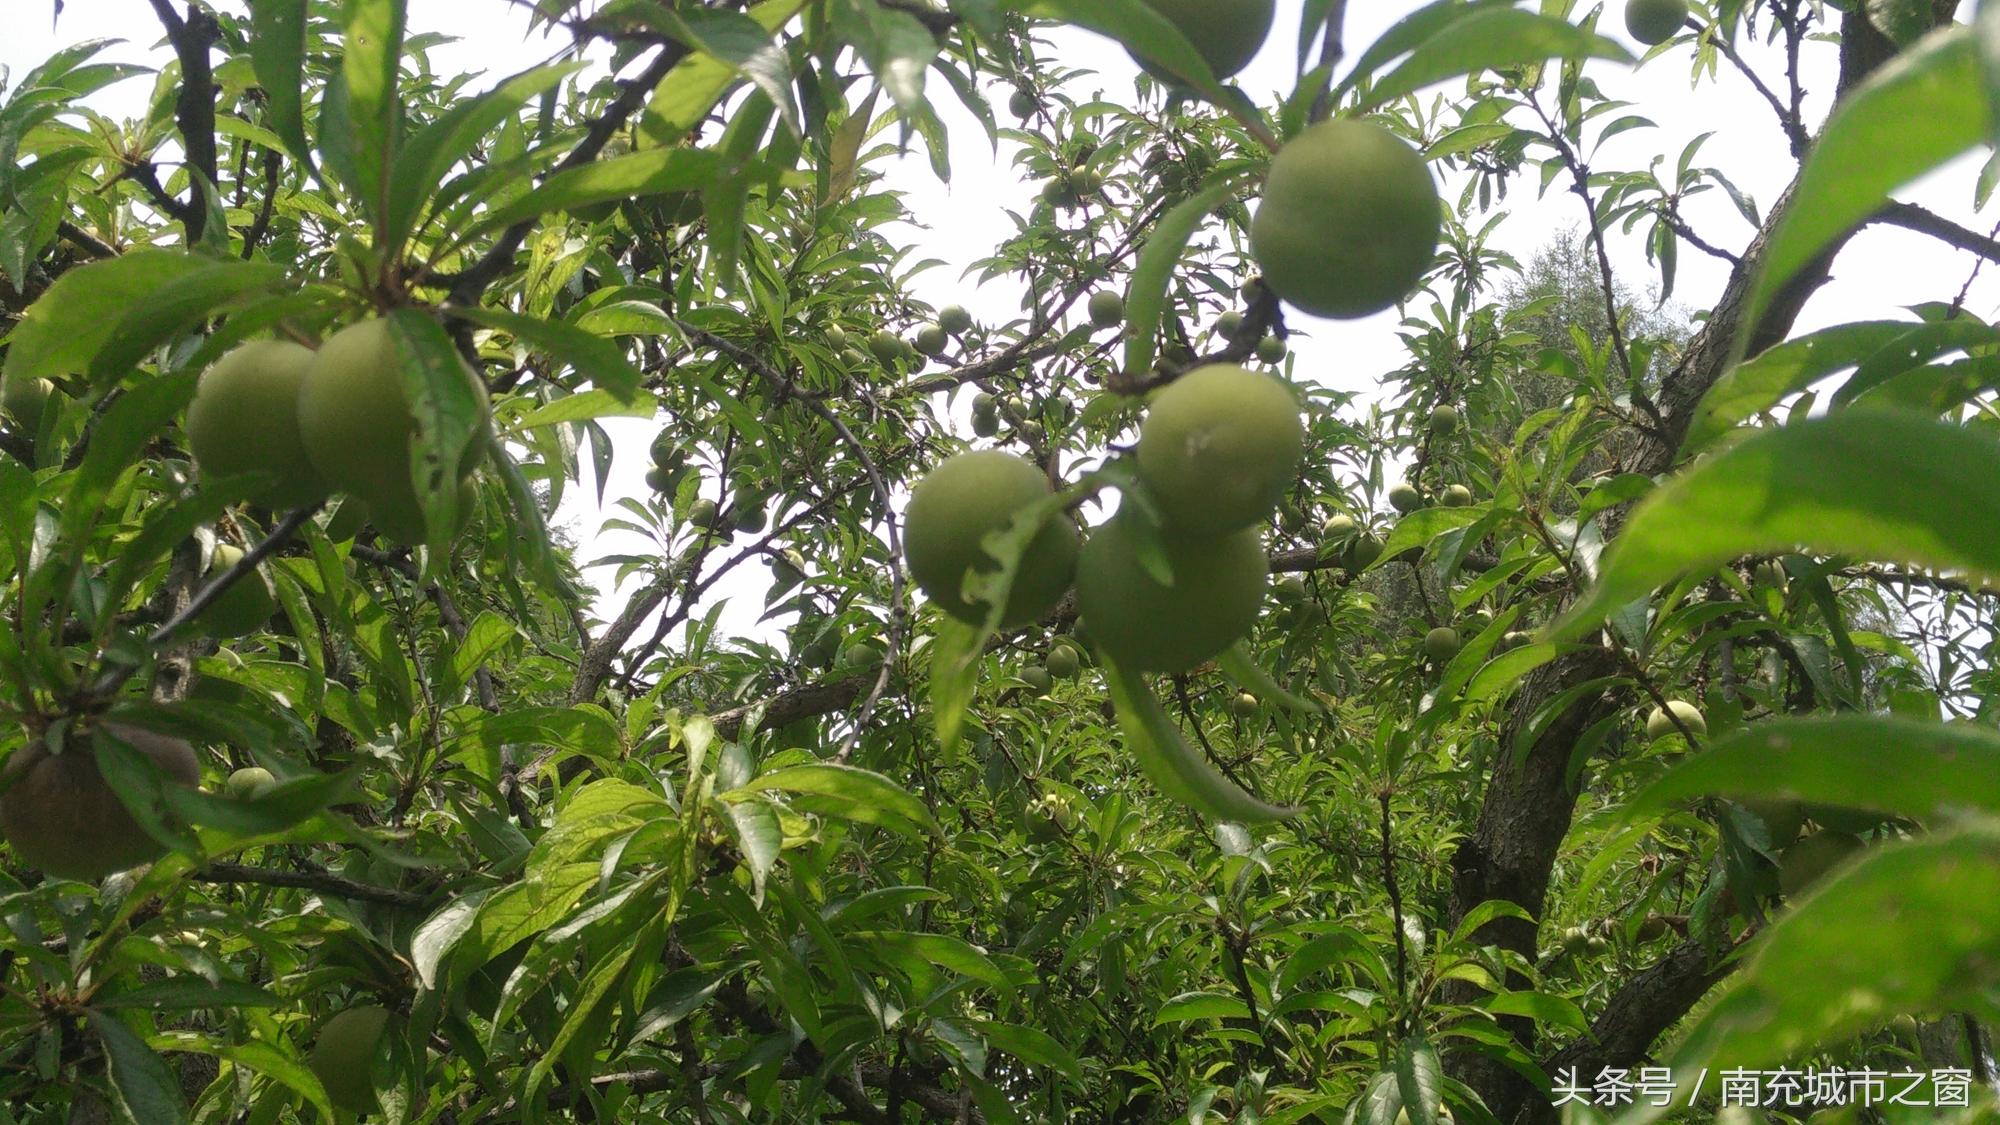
[849,930,1012,992]
[1123,177,1245,379]
[87,260,290,387]
[460,145,724,240]
[515,388,655,429]
[835,0,938,117]
[247,0,312,166]
[725,763,941,838]
[449,304,642,401]
[1558,412,2000,637]
[1483,990,1591,1036]
[724,796,782,902]
[1011,0,1224,100]
[338,0,406,231]
[1624,715,2000,824]
[1743,26,1986,339]
[384,309,486,556]
[640,0,809,142]
[95,979,281,1011]
[1152,990,1250,1026]
[1102,659,1295,823]
[1627,828,2000,1124]
[91,1012,189,1125]
[385,62,583,251]
[412,888,491,990]
[1368,507,1487,572]
[1394,1037,1444,1125]
[1,249,212,390]
[928,616,985,753]
[1354,9,1631,112]
[973,1020,1084,1083]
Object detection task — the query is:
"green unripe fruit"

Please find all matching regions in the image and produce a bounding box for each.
[225,766,278,800]
[1046,642,1081,680]
[687,498,720,531]
[1753,560,1789,589]
[1345,534,1384,571]
[825,325,848,349]
[199,544,278,638]
[1136,364,1305,537]
[733,501,767,533]
[1645,700,1706,741]
[1128,0,1276,80]
[365,476,476,548]
[323,497,368,543]
[1076,513,1268,674]
[298,318,490,544]
[916,324,950,357]
[903,451,1079,628]
[768,549,806,586]
[1388,482,1422,513]
[3,376,53,432]
[1,723,200,881]
[1625,0,1689,45]
[1255,335,1287,364]
[839,641,884,670]
[1251,119,1441,319]
[1020,664,1053,694]
[1274,574,1308,601]
[1423,626,1461,663]
[1072,168,1105,196]
[1500,630,1534,652]
[972,409,1000,438]
[1008,89,1037,119]
[649,431,683,469]
[1232,692,1260,720]
[1778,831,1862,898]
[645,466,678,493]
[1441,484,1473,508]
[1742,797,1806,849]
[1042,178,1072,207]
[1429,403,1460,435]
[1017,420,1045,446]
[972,392,996,414]
[867,330,904,365]
[310,1005,394,1116]
[1087,290,1125,330]
[187,340,329,509]
[841,348,870,368]
[1322,512,1357,540]
[1215,310,1245,338]
[939,306,973,335]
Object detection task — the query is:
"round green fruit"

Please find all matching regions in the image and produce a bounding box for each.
[1075,513,1268,674]
[1388,482,1422,513]
[1322,512,1357,540]
[1135,364,1305,536]
[1215,310,1245,338]
[915,324,950,357]
[1345,533,1384,571]
[1,722,200,881]
[1500,630,1533,652]
[1087,290,1125,330]
[971,409,999,438]
[841,347,870,369]
[3,376,53,432]
[1429,403,1460,435]
[1274,574,1308,601]
[645,465,679,493]
[1046,642,1081,680]
[1423,626,1461,663]
[198,543,278,638]
[1020,664,1053,694]
[687,499,721,532]
[1753,560,1789,589]
[732,500,767,533]
[839,641,884,671]
[1255,335,1287,364]
[938,306,973,335]
[1008,89,1037,119]
[188,340,328,509]
[867,330,904,366]
[904,452,1079,628]
[298,318,490,540]
[1441,484,1473,508]
[1250,119,1441,319]
[310,1005,394,1116]
[1232,692,1260,720]
[1129,0,1276,81]
[1645,700,1706,741]
[225,766,278,801]
[1742,797,1806,850]
[1072,168,1105,196]
[1778,831,1862,898]
[825,325,849,349]
[323,497,369,542]
[649,431,683,469]
[1625,0,1689,45]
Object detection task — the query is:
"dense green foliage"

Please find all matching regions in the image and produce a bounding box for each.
[0,1,1997,1123]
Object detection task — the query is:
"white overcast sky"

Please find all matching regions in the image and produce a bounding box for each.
[4,1,1993,640]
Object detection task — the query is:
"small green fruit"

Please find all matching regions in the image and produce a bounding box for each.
[1742,797,1806,849]
[1072,168,1105,196]
[1135,364,1305,536]
[1388,482,1422,513]
[1232,692,1259,720]
[1500,630,1533,651]
[825,325,849,349]
[3,376,54,432]
[1423,626,1461,663]
[1255,335,1286,364]
[1645,700,1706,741]
[187,340,328,508]
[867,330,904,366]
[732,500,767,533]
[310,1005,394,1116]
[687,499,720,531]
[1046,642,1081,680]
[972,410,999,438]
[225,766,278,800]
[1274,574,1308,601]
[1075,513,1268,674]
[1087,290,1125,330]
[1322,512,1357,540]
[1345,534,1383,571]
[1441,484,1473,508]
[1251,119,1441,319]
[915,324,950,357]
[1625,0,1690,45]
[903,451,1079,628]
[839,641,885,671]
[841,347,870,368]
[1008,89,1037,119]
[1215,310,1245,338]
[199,544,278,639]
[1020,664,1053,694]
[0,722,201,881]
[1429,403,1460,435]
[1778,831,1862,898]
[939,306,973,335]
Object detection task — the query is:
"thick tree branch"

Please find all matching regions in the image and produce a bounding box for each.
[194,861,431,908]
[146,0,220,242]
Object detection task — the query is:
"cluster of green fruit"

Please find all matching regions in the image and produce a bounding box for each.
[645,432,771,536]
[906,362,1304,680]
[187,318,491,547]
[1625,0,1690,45]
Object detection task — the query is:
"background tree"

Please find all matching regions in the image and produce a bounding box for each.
[0,1,1997,1123]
